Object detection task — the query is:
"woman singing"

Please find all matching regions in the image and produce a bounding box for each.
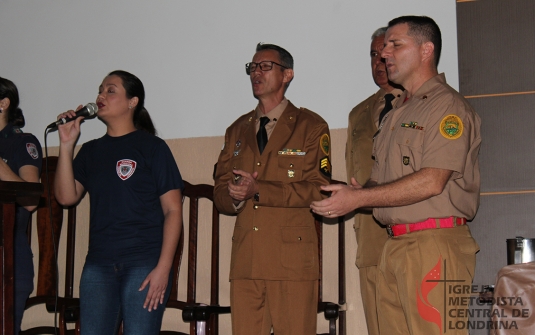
[54,70,183,335]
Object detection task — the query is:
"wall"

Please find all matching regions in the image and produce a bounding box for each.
[1,0,458,146]
[456,0,535,334]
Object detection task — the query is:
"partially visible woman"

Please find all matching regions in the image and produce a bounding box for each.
[54,70,183,335]
[0,77,42,334]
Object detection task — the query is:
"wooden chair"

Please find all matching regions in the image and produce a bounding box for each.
[0,180,42,335]
[161,181,230,335]
[21,156,80,335]
[315,180,347,335]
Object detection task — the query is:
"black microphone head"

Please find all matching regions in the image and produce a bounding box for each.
[46,102,100,130]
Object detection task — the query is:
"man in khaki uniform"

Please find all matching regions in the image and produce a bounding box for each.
[346,27,403,335]
[214,43,331,335]
[312,16,480,335]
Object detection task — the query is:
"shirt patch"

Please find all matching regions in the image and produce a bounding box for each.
[116,159,137,180]
[320,134,330,156]
[440,115,463,140]
[26,143,39,159]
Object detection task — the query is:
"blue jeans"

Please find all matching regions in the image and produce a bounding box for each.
[80,260,171,335]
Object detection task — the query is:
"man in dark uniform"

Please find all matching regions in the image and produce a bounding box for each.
[214,43,331,335]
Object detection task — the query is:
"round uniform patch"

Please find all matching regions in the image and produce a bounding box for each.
[439,115,463,140]
[320,134,330,156]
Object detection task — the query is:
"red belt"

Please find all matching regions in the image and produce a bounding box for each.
[386,217,467,237]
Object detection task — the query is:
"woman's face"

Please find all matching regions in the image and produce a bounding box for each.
[96,75,136,119]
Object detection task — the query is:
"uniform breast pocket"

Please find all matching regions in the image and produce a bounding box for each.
[277,155,305,180]
[395,128,424,174]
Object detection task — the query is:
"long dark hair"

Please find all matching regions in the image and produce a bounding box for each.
[0,76,25,127]
[107,70,156,135]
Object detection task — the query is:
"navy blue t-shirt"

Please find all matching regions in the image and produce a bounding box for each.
[0,123,42,280]
[73,130,183,264]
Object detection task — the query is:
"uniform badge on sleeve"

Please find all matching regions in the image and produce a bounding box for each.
[320,134,330,156]
[26,143,39,159]
[440,115,463,140]
[116,159,137,180]
[320,156,331,178]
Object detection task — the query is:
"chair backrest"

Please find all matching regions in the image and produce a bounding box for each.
[22,156,78,334]
[162,181,229,335]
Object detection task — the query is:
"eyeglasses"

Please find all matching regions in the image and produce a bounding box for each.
[245,61,288,75]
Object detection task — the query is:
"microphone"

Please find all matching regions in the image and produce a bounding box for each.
[47,103,99,129]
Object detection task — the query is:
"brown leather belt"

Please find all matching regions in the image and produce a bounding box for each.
[386,217,467,237]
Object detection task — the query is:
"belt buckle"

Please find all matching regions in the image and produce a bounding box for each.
[386,225,394,238]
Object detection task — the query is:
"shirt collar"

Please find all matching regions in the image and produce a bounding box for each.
[255,98,288,122]
[0,123,18,139]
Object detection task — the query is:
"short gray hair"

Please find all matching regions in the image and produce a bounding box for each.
[371,27,388,40]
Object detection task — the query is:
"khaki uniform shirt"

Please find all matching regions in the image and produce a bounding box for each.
[346,88,402,267]
[371,73,481,224]
[214,101,331,281]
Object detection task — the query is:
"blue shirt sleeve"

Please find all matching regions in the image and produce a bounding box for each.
[16,134,42,171]
[73,141,92,188]
[151,140,184,195]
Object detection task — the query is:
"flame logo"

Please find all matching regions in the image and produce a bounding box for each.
[416,256,442,332]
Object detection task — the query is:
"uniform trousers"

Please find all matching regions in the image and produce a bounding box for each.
[376,225,478,335]
[230,279,318,335]
[359,266,380,335]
